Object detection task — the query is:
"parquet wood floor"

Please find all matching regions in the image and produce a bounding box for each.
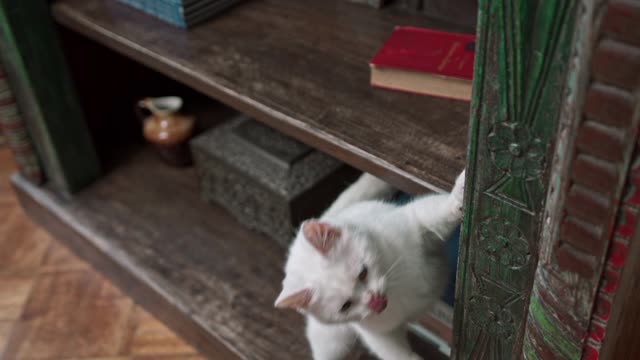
[0,147,205,360]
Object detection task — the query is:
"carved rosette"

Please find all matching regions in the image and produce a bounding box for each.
[469,296,516,339]
[487,122,545,180]
[479,217,530,269]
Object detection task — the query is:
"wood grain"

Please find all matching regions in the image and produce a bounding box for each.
[0,214,51,275]
[2,271,134,360]
[600,214,640,359]
[0,320,13,355]
[52,0,471,194]
[126,308,199,357]
[0,276,33,321]
[13,148,308,359]
[0,146,206,360]
[39,240,90,273]
[454,0,577,358]
[12,156,244,359]
[0,0,101,193]
[419,0,478,30]
[0,144,17,211]
[13,147,446,360]
[520,0,640,358]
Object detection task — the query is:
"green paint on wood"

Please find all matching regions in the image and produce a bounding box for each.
[0,0,99,193]
[454,0,577,358]
[529,295,582,359]
[520,1,617,358]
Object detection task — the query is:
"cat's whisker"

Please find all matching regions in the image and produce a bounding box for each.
[384,273,404,288]
[383,257,402,279]
[386,272,402,284]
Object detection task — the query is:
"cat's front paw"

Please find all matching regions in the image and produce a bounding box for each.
[451,169,466,214]
[406,352,424,360]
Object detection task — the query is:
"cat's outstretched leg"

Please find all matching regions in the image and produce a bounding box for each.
[307,317,356,360]
[357,326,422,360]
[323,173,395,217]
[404,170,466,241]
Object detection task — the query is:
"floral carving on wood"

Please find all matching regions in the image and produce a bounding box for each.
[487,122,545,180]
[479,217,531,269]
[455,0,576,357]
[469,296,516,339]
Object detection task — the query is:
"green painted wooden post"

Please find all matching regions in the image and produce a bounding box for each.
[454,0,578,358]
[522,0,640,358]
[0,0,100,193]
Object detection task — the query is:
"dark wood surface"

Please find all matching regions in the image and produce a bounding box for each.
[51,0,471,194]
[0,0,100,193]
[420,0,477,30]
[600,218,640,360]
[589,2,640,359]
[12,148,447,360]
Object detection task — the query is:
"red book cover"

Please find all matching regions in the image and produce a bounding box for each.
[370,26,476,101]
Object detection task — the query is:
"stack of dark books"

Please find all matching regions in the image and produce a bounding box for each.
[116,0,240,28]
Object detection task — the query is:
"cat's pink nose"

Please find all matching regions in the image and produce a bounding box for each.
[368,293,387,314]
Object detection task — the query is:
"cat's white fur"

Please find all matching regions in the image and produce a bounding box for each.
[275,171,465,360]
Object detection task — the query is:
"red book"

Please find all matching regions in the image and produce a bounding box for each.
[370,26,476,101]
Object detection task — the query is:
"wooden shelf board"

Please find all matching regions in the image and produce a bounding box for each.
[52,0,470,194]
[14,149,306,359]
[12,148,447,360]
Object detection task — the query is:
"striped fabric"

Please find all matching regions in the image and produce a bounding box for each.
[0,66,43,184]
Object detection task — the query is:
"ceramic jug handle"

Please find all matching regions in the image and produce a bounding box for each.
[135,99,151,123]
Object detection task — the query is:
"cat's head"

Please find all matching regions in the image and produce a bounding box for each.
[274,220,389,324]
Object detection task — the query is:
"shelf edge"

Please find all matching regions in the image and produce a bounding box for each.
[52,2,451,194]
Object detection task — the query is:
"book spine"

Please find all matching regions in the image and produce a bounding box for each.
[174,1,187,29]
[156,1,171,25]
[155,0,189,28]
[118,0,230,28]
[0,67,43,184]
[116,0,143,12]
[116,0,187,28]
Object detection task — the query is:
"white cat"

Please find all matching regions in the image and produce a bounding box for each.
[275,170,465,360]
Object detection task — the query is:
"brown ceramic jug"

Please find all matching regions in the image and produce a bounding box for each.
[137,97,195,166]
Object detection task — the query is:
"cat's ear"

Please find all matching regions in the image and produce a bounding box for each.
[274,287,312,310]
[302,220,341,255]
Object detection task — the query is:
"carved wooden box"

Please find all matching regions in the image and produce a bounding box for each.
[191,116,357,246]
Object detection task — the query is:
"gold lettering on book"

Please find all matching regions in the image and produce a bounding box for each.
[458,57,468,71]
[437,41,462,72]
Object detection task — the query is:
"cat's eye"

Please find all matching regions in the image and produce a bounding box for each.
[358,266,368,282]
[340,300,352,312]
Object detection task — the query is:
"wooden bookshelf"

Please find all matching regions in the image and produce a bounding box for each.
[8,1,476,357]
[13,147,448,360]
[51,0,471,194]
[9,0,638,358]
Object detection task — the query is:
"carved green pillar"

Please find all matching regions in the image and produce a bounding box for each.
[454,1,578,358]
